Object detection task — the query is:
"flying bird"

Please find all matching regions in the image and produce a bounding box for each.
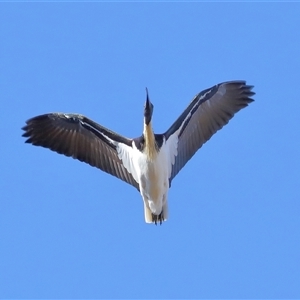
[22,81,254,224]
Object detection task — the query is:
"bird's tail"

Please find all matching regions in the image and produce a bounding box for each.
[144,203,153,223]
[162,201,168,221]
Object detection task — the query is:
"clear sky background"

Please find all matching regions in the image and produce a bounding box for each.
[1,2,299,299]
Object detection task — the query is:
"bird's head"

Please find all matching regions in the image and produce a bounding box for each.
[144,88,154,126]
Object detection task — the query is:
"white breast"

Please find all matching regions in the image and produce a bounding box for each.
[114,135,179,215]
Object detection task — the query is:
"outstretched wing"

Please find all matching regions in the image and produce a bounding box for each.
[22,113,140,190]
[164,81,255,183]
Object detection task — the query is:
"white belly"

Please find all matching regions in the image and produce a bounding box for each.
[116,135,177,219]
[138,152,169,214]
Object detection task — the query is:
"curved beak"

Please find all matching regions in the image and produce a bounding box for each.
[145,87,150,109]
[144,88,153,125]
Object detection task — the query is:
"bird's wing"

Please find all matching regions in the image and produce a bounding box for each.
[22,113,140,190]
[164,81,255,183]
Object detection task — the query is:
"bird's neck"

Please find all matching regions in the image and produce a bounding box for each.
[143,121,157,161]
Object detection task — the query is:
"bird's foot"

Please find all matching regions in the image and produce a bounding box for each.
[152,211,164,225]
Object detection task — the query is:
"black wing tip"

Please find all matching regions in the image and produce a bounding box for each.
[223,80,255,103]
[21,113,59,145]
[22,124,32,142]
[24,113,53,124]
[21,112,82,139]
[221,80,254,88]
[242,83,255,104]
[22,114,47,141]
[23,113,82,124]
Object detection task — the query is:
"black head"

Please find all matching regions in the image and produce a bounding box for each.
[144,88,154,125]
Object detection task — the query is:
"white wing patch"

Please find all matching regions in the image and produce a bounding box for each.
[115,142,139,183]
[164,131,179,178]
[96,131,139,183]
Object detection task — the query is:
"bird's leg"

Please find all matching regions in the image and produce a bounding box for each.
[159,210,164,225]
[152,210,164,225]
[152,213,158,225]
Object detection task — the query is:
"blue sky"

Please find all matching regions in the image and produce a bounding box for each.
[1,2,300,298]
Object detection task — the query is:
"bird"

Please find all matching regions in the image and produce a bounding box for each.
[22,80,254,225]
